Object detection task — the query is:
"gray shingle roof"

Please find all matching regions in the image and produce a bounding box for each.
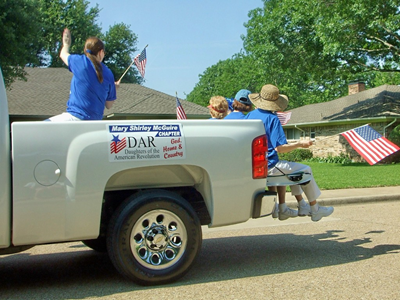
[286,85,400,125]
[7,67,208,119]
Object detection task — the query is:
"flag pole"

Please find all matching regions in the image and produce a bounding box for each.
[117,44,148,83]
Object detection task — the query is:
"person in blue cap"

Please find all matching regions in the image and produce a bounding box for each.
[48,28,117,121]
[224,89,253,119]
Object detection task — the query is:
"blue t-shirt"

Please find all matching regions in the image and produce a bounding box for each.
[225,97,234,112]
[245,109,287,168]
[66,54,116,120]
[224,111,245,119]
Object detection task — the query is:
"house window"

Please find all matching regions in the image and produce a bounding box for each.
[285,129,301,140]
[310,127,316,139]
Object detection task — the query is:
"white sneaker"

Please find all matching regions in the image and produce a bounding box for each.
[272,203,279,219]
[311,206,334,222]
[298,203,311,217]
[279,207,298,220]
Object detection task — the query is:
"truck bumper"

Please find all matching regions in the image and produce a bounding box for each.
[252,190,277,218]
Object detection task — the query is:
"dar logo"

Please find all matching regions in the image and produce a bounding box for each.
[110,135,126,154]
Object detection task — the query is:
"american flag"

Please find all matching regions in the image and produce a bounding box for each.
[277,111,292,125]
[176,96,187,120]
[340,125,400,165]
[134,47,147,78]
[110,136,126,154]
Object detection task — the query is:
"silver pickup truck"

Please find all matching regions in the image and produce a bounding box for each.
[0,69,276,285]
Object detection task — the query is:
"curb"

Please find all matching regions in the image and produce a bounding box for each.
[287,194,400,208]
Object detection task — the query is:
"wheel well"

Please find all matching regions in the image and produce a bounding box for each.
[99,187,211,238]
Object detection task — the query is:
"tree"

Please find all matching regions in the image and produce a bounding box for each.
[38,0,102,67]
[242,0,356,108]
[314,0,400,74]
[187,53,258,106]
[101,23,142,84]
[1,0,142,86]
[189,0,400,109]
[189,0,353,108]
[0,0,42,87]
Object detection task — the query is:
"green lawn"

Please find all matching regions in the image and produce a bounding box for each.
[306,162,400,190]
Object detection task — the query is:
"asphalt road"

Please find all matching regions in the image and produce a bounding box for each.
[1,201,400,300]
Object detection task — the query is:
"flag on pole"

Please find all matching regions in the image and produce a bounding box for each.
[176,96,187,120]
[277,111,292,125]
[340,125,400,165]
[134,47,147,78]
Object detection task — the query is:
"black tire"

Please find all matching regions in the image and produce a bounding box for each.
[107,189,202,285]
[82,237,107,253]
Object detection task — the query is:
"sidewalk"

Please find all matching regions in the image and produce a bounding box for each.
[285,186,400,207]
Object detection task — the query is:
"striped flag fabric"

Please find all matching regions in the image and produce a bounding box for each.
[340,125,400,165]
[277,111,292,125]
[110,136,126,154]
[134,48,147,78]
[176,96,187,120]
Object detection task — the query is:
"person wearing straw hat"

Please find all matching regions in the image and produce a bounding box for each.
[245,84,334,222]
[224,89,253,119]
[47,28,117,121]
[208,96,229,119]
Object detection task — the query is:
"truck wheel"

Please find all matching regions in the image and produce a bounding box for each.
[82,237,107,253]
[107,189,202,285]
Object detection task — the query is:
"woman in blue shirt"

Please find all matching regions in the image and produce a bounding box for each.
[48,28,117,121]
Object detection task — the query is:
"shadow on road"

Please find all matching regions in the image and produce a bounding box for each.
[0,230,399,299]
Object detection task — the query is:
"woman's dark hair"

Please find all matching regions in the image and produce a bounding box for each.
[84,37,105,83]
[232,100,253,112]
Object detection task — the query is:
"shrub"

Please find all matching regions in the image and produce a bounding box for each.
[308,153,353,164]
[278,149,313,162]
[386,125,400,163]
[388,124,400,146]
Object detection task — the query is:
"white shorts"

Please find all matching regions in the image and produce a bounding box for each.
[48,112,81,122]
[268,160,321,202]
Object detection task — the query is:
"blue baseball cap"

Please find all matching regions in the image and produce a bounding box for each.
[235,89,252,105]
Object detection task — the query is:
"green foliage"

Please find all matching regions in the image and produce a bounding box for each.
[308,153,353,165]
[388,125,400,147]
[187,54,257,105]
[0,0,42,87]
[38,0,102,67]
[314,0,400,73]
[188,0,400,109]
[243,0,351,108]
[370,72,400,87]
[278,149,313,162]
[1,0,142,86]
[101,23,142,84]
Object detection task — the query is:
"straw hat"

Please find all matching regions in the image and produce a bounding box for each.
[248,84,288,111]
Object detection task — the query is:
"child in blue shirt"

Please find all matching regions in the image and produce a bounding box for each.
[208,96,229,119]
[224,89,253,120]
[245,84,334,222]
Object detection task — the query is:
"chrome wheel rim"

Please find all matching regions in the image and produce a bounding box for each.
[130,209,187,270]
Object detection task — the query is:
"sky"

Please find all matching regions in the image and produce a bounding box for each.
[88,0,263,98]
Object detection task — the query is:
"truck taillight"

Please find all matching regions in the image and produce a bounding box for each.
[252,135,268,179]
